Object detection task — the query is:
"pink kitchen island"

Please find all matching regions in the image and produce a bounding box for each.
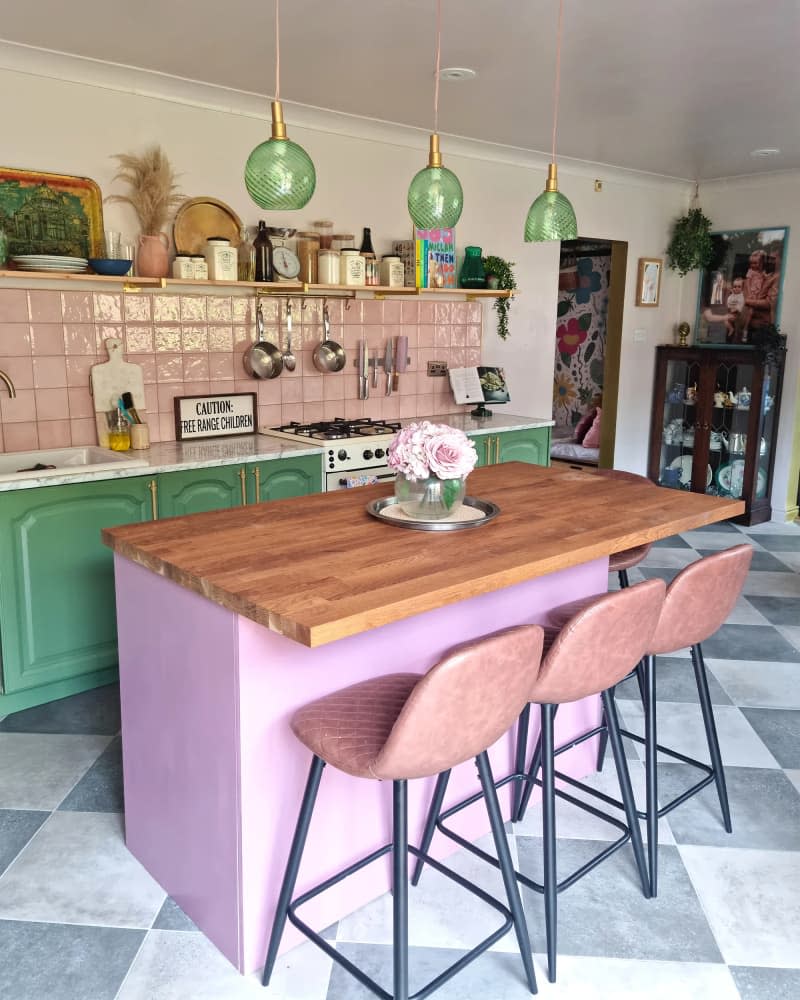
[102,462,743,974]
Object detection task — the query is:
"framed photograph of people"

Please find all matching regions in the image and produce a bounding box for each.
[636,257,662,307]
[695,227,789,346]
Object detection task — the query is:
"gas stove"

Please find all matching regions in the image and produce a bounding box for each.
[260,418,401,490]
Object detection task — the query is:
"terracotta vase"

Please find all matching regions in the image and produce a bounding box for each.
[136,233,170,278]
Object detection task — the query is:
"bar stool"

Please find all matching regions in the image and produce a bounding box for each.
[413,578,666,983]
[262,625,545,1000]
[542,543,753,896]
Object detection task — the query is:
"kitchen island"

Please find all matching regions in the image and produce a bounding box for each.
[103,463,743,974]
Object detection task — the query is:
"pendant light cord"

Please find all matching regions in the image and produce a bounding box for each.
[433,0,442,134]
[551,0,564,163]
[275,0,281,101]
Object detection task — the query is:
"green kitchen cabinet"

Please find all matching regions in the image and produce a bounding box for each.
[0,476,152,705]
[247,454,322,504]
[470,427,551,468]
[155,465,247,518]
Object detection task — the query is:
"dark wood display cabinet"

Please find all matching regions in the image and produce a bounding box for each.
[648,345,785,525]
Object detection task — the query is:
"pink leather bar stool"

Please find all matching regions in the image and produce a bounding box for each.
[262,625,545,1000]
[412,578,666,983]
[540,543,753,897]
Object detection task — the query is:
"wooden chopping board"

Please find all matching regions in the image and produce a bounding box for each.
[90,337,146,446]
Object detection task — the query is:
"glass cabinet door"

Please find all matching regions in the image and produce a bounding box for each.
[657,356,702,491]
[709,358,755,498]
[754,359,779,501]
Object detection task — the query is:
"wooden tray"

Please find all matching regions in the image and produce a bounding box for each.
[366,495,500,531]
[173,196,243,254]
[0,166,104,258]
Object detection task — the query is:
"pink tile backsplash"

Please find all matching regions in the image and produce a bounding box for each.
[0,290,482,451]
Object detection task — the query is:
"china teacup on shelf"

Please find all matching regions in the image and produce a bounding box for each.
[709,429,728,451]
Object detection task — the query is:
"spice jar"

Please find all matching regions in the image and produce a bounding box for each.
[380,255,405,288]
[363,254,379,286]
[312,219,333,250]
[331,233,355,253]
[340,249,365,286]
[172,254,195,280]
[204,237,237,281]
[318,249,340,285]
[191,255,208,280]
[296,231,320,284]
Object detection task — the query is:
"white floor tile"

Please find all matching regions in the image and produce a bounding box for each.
[723,596,771,626]
[707,658,800,709]
[641,548,698,570]
[681,532,761,550]
[0,733,112,810]
[680,846,800,967]
[777,625,800,652]
[787,770,800,795]
[740,521,800,536]
[536,954,740,998]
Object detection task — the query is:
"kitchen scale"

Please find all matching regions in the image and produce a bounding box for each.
[267,227,301,281]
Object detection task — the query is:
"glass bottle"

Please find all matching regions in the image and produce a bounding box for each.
[253,220,273,282]
[459,246,486,289]
[359,227,375,255]
[108,410,131,452]
[237,226,255,281]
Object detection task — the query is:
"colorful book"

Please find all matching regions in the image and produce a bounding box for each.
[413,227,456,288]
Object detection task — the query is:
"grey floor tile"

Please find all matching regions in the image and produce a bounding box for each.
[719,595,770,626]
[0,919,144,1000]
[745,594,800,625]
[751,533,800,552]
[743,570,800,598]
[771,551,800,572]
[778,625,800,652]
[651,535,692,548]
[58,736,123,812]
[0,811,165,928]
[0,733,112,810]
[0,810,48,876]
[680,846,800,966]
[740,521,800,536]
[740,708,800,768]
[640,548,698,570]
[615,657,731,705]
[681,531,759,550]
[701,623,800,662]
[659,763,800,850]
[707,658,800,709]
[538,955,740,998]
[516,839,721,963]
[730,965,800,1000]
[787,770,800,795]
[0,683,120,735]
[697,547,792,572]
[152,896,199,931]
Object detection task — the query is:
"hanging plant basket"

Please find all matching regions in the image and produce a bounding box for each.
[482,255,517,340]
[666,207,714,276]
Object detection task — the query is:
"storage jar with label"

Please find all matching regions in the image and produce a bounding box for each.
[318,249,340,285]
[340,249,365,286]
[363,254,379,286]
[296,231,320,284]
[380,255,405,288]
[172,254,195,280]
[204,237,237,281]
[191,255,208,280]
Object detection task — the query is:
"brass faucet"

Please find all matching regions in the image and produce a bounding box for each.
[0,369,16,398]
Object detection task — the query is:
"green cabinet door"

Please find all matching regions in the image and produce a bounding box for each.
[497,428,551,466]
[156,465,246,518]
[469,433,492,468]
[249,454,322,503]
[0,477,152,694]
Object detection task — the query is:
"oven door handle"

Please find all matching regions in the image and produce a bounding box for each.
[337,472,395,486]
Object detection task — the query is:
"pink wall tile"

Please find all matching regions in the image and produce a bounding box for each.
[158,382,182,411]
[418,324,435,347]
[96,325,125,353]
[64,324,95,355]
[208,326,233,352]
[61,292,93,323]
[0,322,32,355]
[302,375,323,402]
[282,402,303,423]
[322,400,343,420]
[450,348,466,367]
[155,326,181,352]
[207,296,232,323]
[434,325,450,348]
[35,387,69,420]
[361,300,383,324]
[415,393,435,415]
[66,356,95,388]
[398,395,417,418]
[159,412,177,441]
[418,301,435,324]
[124,295,152,322]
[465,348,481,366]
[183,381,211,398]
[232,298,252,324]
[383,300,402,324]
[68,386,95,419]
[301,299,321,325]
[258,403,282,427]
[183,354,210,381]
[37,420,72,448]
[322,378,345,401]
[280,378,303,404]
[362,397,383,419]
[3,421,39,451]
[257,380,282,406]
[156,354,183,382]
[451,325,467,347]
[434,302,452,324]
[0,355,34,389]
[182,326,209,352]
[181,296,206,322]
[70,417,97,446]
[1,390,37,423]
[33,357,67,388]
[209,354,234,380]
[302,401,325,423]
[28,290,62,323]
[401,300,419,324]
[153,295,181,322]
[144,385,159,413]
[382,395,400,419]
[467,324,481,347]
[0,290,29,322]
[93,293,123,322]
[344,398,364,420]
[125,326,154,353]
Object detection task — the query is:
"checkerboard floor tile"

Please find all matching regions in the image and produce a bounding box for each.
[0,518,797,998]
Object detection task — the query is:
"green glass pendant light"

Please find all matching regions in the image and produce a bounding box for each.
[245,0,316,211]
[407,0,463,229]
[524,0,577,242]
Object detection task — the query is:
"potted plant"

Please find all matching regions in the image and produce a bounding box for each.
[666,207,714,277]
[106,145,184,278]
[482,255,517,340]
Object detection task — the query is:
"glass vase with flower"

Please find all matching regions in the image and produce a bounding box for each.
[387,421,478,520]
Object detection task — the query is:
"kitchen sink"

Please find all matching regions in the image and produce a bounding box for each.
[0,446,150,483]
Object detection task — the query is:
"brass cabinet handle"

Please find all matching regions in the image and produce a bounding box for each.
[494,435,501,464]
[148,479,158,521]
[239,467,247,505]
[253,465,261,503]
[484,437,491,465]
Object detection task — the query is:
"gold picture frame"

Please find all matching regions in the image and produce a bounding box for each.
[636,257,662,307]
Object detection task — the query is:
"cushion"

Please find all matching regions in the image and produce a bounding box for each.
[582,407,602,448]
[573,408,597,444]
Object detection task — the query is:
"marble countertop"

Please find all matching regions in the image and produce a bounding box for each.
[416,412,554,433]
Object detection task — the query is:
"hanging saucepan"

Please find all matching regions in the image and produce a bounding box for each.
[312,301,347,373]
[243,300,283,379]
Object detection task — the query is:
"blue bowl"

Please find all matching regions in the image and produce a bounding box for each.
[89,258,133,276]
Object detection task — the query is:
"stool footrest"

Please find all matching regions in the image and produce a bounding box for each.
[617,727,716,818]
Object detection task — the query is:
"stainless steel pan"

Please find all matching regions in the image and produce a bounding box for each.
[243,301,283,379]
[312,302,347,373]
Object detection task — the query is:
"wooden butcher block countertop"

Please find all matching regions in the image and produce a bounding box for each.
[102,463,744,647]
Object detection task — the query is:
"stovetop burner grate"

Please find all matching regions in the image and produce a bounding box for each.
[271,418,401,440]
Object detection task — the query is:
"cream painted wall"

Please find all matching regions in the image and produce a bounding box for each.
[681,173,800,518]
[1,62,693,474]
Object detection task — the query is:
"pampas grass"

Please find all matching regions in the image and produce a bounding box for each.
[107,145,184,235]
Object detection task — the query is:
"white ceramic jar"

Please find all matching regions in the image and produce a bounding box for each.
[339,249,365,286]
[172,254,195,280]
[317,249,340,285]
[380,255,405,287]
[191,255,208,280]
[204,238,237,281]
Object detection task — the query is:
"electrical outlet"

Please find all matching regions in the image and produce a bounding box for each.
[427,361,449,376]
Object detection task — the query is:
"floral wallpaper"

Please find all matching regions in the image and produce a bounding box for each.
[552,254,610,429]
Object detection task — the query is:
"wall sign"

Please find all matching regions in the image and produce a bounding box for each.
[174,393,257,441]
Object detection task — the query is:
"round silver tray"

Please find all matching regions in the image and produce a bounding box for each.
[366,495,500,531]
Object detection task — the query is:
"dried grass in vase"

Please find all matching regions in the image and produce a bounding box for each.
[106,145,185,235]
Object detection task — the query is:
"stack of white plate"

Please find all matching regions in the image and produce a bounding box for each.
[11,255,89,273]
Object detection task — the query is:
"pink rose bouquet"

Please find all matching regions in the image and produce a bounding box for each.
[388,421,477,482]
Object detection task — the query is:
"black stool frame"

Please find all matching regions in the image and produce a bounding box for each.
[262,751,538,999]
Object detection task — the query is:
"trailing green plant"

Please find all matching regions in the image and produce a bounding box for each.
[482,255,517,340]
[666,207,714,276]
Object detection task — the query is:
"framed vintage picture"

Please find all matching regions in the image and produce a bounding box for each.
[636,257,662,307]
[695,227,788,346]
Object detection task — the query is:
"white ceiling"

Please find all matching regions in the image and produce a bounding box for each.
[3,0,799,180]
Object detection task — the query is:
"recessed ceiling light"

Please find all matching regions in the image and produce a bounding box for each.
[750,148,781,158]
[439,67,477,81]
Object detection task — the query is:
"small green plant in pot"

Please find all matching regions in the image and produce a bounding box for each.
[666,207,714,276]
[482,255,517,340]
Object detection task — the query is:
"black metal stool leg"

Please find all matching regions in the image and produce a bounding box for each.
[691,643,732,833]
[642,653,659,896]
[602,688,651,899]
[410,769,451,886]
[263,755,326,986]
[515,730,543,823]
[512,704,531,822]
[476,751,538,995]
[393,780,409,1000]
[540,703,557,983]
[618,568,630,589]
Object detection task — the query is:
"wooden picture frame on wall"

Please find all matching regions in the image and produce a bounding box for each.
[636,257,662,307]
